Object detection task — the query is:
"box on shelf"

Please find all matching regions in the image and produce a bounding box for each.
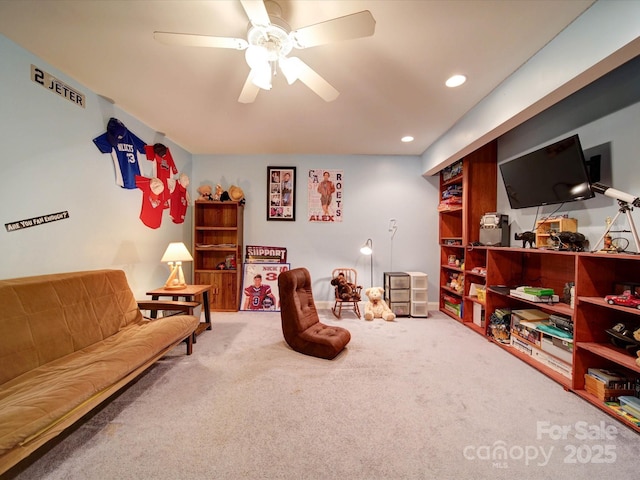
[585,374,635,401]
[532,348,572,379]
[523,287,555,297]
[473,302,485,327]
[510,287,559,303]
[511,310,549,347]
[619,396,640,419]
[540,334,573,364]
[469,283,486,302]
[587,368,634,389]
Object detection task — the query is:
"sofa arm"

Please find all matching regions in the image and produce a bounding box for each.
[137,300,201,355]
[137,300,200,315]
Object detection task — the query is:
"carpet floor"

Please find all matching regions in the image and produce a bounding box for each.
[5,310,640,479]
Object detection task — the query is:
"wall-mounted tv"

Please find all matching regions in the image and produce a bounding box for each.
[499,134,594,209]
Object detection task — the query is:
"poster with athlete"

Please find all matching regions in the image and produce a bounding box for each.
[308,169,343,222]
[240,263,290,312]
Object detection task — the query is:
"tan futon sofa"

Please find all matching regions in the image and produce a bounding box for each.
[0,269,200,474]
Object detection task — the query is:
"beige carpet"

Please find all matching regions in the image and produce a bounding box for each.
[5,310,640,479]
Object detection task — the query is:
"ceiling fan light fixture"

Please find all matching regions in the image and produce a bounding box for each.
[245,45,269,69]
[251,65,272,90]
[279,56,303,84]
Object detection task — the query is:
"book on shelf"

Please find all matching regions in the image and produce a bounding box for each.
[619,396,640,419]
[604,402,640,426]
[587,368,633,389]
[196,243,236,248]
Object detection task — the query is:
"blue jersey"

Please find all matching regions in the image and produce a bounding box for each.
[93,118,146,189]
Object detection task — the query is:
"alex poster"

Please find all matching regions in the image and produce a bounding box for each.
[240,263,290,312]
[308,169,343,222]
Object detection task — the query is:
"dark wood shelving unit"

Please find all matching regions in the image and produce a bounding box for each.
[193,201,244,311]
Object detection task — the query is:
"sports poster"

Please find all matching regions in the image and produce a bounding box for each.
[308,169,343,222]
[240,263,290,312]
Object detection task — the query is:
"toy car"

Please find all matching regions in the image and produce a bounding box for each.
[605,290,640,309]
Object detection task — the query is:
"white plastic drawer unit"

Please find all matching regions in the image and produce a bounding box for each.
[412,289,428,302]
[390,302,410,316]
[406,272,428,289]
[387,288,411,302]
[384,272,410,289]
[411,302,428,317]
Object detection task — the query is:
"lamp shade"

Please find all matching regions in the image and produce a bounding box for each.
[161,242,193,263]
[360,238,374,288]
[360,239,373,255]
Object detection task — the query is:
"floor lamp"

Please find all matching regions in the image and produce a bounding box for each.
[389,219,397,271]
[360,238,373,288]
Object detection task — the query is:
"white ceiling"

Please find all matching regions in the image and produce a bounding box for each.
[0,0,595,156]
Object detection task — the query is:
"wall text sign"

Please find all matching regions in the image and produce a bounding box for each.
[5,211,70,232]
[31,65,85,108]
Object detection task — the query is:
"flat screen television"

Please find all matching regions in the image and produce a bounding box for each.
[499,134,594,209]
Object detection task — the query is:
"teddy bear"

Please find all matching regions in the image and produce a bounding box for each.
[197,184,214,201]
[363,287,396,321]
[331,273,361,301]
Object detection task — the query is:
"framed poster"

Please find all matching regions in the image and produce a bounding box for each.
[308,169,343,222]
[240,263,290,312]
[267,166,296,221]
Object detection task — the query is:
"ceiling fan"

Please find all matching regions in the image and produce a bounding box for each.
[153,0,375,103]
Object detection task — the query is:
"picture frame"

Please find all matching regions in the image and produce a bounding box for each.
[267,166,296,221]
[240,262,291,312]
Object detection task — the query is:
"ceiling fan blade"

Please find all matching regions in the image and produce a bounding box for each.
[238,72,261,104]
[294,59,339,102]
[240,0,270,27]
[154,31,248,50]
[291,10,375,49]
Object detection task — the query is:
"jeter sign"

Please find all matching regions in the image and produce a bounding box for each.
[31,65,85,108]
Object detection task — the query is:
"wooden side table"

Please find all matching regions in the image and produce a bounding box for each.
[146,285,212,336]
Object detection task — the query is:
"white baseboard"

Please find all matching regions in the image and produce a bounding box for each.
[315,301,439,315]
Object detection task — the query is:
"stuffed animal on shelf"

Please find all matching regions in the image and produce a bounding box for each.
[634,327,640,367]
[197,184,214,201]
[331,273,361,301]
[213,184,223,201]
[363,287,396,322]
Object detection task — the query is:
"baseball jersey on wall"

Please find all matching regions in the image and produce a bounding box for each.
[93,118,146,189]
[145,143,178,182]
[135,175,165,229]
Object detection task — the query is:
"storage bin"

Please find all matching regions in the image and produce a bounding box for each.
[384,272,410,289]
[387,289,410,302]
[389,302,410,316]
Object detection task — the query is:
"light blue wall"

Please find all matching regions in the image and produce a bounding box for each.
[0,33,441,302]
[422,0,640,176]
[497,56,640,251]
[0,35,193,298]
[192,154,438,301]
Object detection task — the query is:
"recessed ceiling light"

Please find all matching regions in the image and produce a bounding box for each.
[446,74,467,88]
[401,136,414,143]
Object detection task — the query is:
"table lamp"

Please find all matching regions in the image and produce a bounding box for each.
[161,242,193,290]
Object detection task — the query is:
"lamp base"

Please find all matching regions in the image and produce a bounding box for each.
[163,283,187,290]
[164,263,188,290]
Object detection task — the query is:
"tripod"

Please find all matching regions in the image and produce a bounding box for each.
[592,200,640,253]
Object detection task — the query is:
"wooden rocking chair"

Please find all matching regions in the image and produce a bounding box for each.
[331,268,363,318]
